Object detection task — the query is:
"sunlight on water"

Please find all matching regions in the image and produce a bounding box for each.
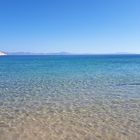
[0,55,140,140]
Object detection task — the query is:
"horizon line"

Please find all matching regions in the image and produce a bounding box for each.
[1,50,140,55]
[5,52,140,55]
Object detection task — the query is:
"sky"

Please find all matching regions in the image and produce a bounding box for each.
[0,0,140,54]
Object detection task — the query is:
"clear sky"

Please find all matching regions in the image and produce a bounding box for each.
[0,0,140,54]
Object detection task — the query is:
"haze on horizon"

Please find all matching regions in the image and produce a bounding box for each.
[0,0,140,54]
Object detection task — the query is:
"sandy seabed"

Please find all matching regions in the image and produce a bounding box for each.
[0,106,140,140]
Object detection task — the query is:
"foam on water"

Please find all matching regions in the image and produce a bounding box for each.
[0,55,140,140]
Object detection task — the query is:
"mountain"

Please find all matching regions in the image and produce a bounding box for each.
[0,51,7,56]
[5,51,138,56]
[7,52,43,55]
[7,52,71,55]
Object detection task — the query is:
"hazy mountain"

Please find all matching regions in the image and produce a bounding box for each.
[7,52,71,55]
[4,51,138,56]
[8,52,70,55]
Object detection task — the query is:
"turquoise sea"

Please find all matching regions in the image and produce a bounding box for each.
[0,55,140,140]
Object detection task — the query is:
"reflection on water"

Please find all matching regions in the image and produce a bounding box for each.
[0,55,140,140]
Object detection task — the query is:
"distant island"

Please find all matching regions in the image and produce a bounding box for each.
[7,52,71,55]
[0,51,139,56]
[0,51,7,56]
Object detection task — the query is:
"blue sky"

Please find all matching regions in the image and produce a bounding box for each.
[0,0,140,53]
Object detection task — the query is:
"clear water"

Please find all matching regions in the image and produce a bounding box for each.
[0,55,140,140]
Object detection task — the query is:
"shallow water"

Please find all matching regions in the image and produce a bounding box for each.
[0,55,140,140]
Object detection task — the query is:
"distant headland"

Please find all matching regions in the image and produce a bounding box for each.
[0,51,7,56]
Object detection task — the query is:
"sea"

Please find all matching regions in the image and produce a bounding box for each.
[0,55,140,140]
